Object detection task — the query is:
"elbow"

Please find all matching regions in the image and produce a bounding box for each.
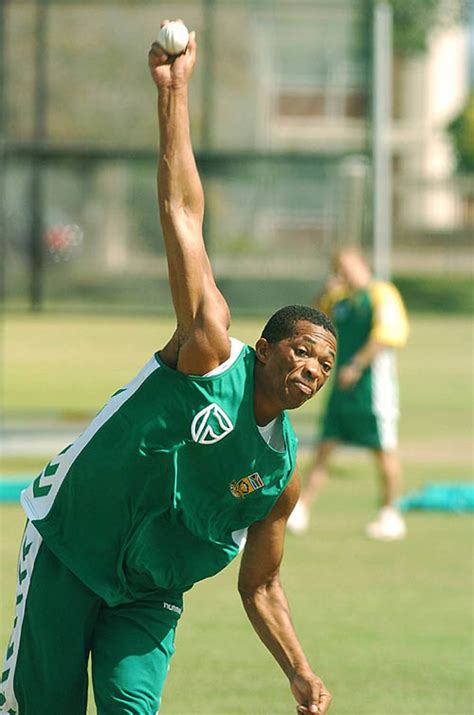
[238,582,257,602]
[239,585,260,613]
[238,574,280,604]
[158,189,205,227]
[159,203,203,234]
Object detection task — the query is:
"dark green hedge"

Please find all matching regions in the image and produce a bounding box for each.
[393,274,473,314]
[221,274,474,316]
[7,273,472,316]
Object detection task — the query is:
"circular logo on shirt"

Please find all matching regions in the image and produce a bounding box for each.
[191,403,234,445]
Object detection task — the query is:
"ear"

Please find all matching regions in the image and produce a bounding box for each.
[255,337,271,364]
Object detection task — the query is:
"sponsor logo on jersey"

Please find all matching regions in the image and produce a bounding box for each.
[191,403,234,445]
[229,472,264,499]
[163,602,182,615]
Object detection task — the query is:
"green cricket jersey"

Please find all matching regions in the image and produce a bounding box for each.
[323,281,409,418]
[21,339,297,605]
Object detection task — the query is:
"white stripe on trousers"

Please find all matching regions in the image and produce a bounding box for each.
[1,521,43,714]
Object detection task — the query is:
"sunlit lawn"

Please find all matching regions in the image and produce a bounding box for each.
[1,312,473,714]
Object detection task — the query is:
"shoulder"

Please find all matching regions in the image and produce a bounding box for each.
[176,324,231,375]
[368,281,409,346]
[369,280,403,304]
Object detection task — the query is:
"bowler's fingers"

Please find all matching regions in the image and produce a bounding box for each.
[296,681,331,715]
[160,18,185,26]
[315,683,332,714]
[148,41,169,66]
[186,30,197,56]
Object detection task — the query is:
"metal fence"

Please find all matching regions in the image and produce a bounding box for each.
[0,0,471,315]
[0,0,373,313]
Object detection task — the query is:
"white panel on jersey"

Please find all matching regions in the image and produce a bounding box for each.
[204,338,246,377]
[231,527,248,552]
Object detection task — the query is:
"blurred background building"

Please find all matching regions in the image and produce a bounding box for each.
[0,0,472,315]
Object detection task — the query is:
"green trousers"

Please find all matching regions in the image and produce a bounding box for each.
[1,522,182,715]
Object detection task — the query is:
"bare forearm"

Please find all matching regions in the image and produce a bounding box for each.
[240,578,312,680]
[157,85,204,224]
[337,338,384,389]
[350,338,383,370]
[156,84,212,322]
[238,488,331,712]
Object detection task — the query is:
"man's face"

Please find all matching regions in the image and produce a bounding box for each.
[256,320,337,411]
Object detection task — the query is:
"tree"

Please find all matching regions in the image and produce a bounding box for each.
[379,0,464,56]
[447,94,474,173]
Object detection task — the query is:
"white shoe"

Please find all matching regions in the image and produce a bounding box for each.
[287,500,310,534]
[365,506,406,541]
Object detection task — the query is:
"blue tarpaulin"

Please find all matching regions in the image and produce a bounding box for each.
[0,479,32,503]
[397,483,474,513]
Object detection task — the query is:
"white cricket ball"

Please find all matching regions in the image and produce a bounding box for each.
[157,21,190,56]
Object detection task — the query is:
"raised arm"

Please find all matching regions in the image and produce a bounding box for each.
[148,23,230,374]
[238,468,332,714]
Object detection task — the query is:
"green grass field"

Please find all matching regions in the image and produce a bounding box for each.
[1,313,473,714]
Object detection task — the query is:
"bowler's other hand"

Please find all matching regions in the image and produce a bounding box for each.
[338,363,362,390]
[291,671,332,714]
[148,21,196,89]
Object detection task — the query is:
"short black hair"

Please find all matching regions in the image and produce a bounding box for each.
[261,304,336,343]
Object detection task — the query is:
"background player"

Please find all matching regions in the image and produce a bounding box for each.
[1,24,335,715]
[288,247,409,540]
